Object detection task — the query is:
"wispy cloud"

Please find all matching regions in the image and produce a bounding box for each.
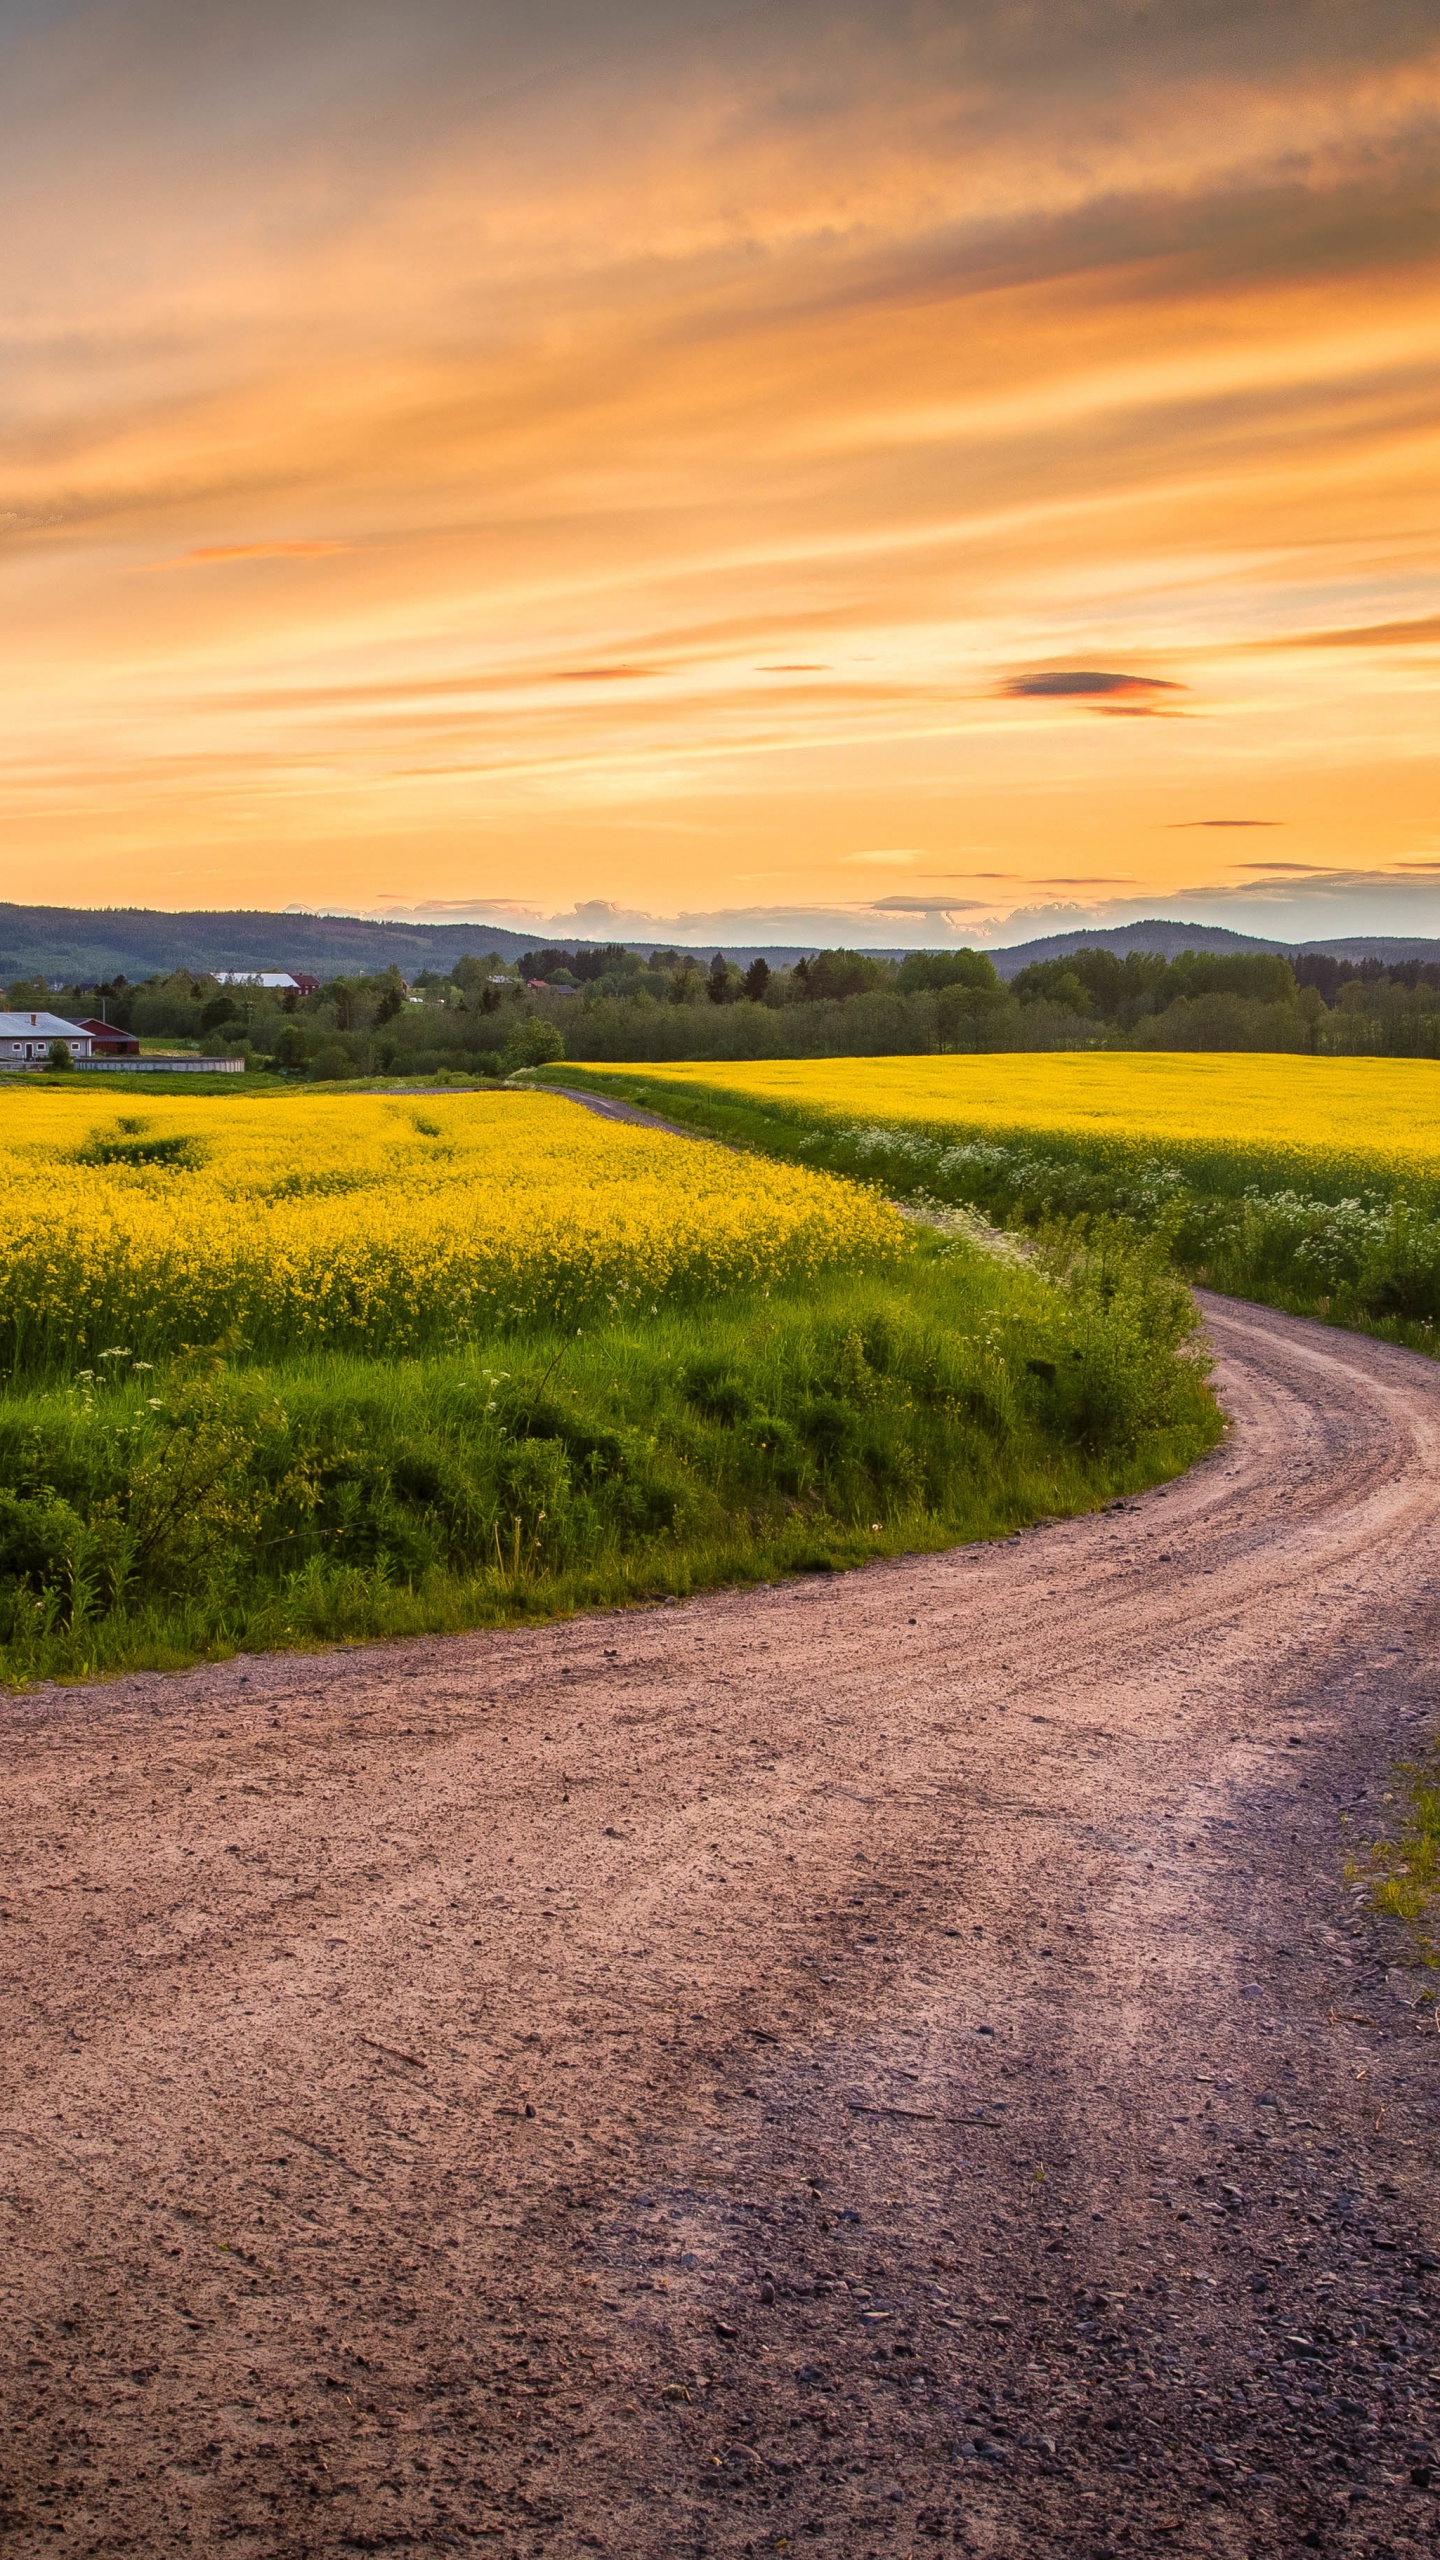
[871,895,992,916]
[151,541,353,569]
[1229,860,1440,883]
[552,665,668,683]
[1261,614,1440,651]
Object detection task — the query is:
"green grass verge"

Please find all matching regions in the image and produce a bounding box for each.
[0,1069,274,1096]
[1,1068,510,1098]
[538,1067,1440,1351]
[0,1227,1218,1685]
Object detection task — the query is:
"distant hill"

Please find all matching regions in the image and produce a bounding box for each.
[0,904,828,982]
[987,918,1440,978]
[1287,936,1440,964]
[0,905,550,984]
[987,919,1286,978]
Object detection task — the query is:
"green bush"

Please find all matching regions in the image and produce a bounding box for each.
[309,1039,357,1081]
[502,1017,565,1072]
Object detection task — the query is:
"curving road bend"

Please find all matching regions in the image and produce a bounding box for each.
[3,1296,1440,2557]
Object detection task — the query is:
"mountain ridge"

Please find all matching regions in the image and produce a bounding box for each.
[1,902,1438,984]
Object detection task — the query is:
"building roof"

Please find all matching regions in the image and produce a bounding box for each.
[214,971,300,989]
[0,1012,88,1040]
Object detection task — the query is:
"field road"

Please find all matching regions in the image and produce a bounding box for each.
[4,1297,1440,2558]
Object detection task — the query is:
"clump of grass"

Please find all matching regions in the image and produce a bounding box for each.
[1351,1751,1440,1962]
[0,1226,1219,1686]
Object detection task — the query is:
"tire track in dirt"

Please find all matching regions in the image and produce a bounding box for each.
[2,1296,1439,2557]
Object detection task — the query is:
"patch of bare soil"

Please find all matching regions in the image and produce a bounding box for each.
[3,1296,1439,2559]
[541,1084,718,1140]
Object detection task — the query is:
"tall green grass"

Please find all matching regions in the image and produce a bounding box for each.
[0,1230,1218,1685]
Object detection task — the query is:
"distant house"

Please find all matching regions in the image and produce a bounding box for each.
[212,971,320,995]
[76,1018,140,1057]
[0,1011,94,1065]
[527,979,580,997]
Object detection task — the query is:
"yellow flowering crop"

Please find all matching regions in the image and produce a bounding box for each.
[575,1054,1440,1194]
[0,1089,908,1373]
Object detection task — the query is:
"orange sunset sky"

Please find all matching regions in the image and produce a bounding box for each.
[3,0,1438,946]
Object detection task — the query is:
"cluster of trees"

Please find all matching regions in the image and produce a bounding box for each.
[6,962,564,1080]
[515,942,999,1007]
[14,941,1440,1077]
[525,943,1440,1064]
[1001,947,1440,1059]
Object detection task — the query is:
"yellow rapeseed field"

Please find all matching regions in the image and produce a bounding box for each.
[0,1088,907,1372]
[576,1053,1440,1189]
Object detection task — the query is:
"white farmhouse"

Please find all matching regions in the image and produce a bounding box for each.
[0,1011,94,1065]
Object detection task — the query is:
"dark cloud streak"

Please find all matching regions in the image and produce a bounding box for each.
[1001,671,1184,698]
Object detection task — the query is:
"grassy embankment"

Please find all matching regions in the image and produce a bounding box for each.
[0,1086,1218,1682]
[1,1064,501,1098]
[539,1054,1440,1351]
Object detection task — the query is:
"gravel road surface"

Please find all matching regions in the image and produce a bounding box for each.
[3,1295,1440,2559]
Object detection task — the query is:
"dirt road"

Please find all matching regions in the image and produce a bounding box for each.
[4,1296,1440,2559]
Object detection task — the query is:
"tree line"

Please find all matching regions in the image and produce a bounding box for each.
[12,941,1440,1078]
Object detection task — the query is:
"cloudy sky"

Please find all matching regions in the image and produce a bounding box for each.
[3,0,1437,941]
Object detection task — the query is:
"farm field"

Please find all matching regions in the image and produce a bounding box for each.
[0,1087,904,1374]
[552,1052,1440,1194]
[0,1086,1217,1682]
[549,1055,1440,1343]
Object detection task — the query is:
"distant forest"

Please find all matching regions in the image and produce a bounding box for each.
[18,940,1440,1078]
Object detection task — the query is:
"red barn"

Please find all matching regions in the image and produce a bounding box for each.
[77,1020,140,1056]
